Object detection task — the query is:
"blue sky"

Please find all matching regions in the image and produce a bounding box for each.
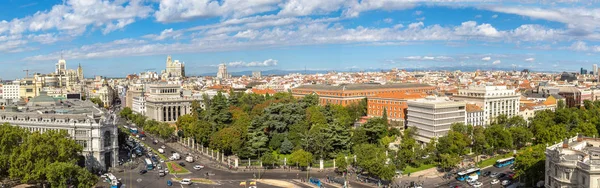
[1,0,600,79]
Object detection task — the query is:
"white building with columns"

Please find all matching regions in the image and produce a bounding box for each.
[453,85,520,125]
[145,84,203,122]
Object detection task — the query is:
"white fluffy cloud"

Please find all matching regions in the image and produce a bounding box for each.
[481,56,491,61]
[525,57,535,62]
[492,60,501,65]
[154,0,280,23]
[143,28,183,41]
[227,59,278,67]
[567,41,600,52]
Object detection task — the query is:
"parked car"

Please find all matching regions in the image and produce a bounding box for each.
[497,173,506,179]
[491,179,500,184]
[153,140,158,144]
[193,165,204,170]
[180,178,192,185]
[483,171,491,177]
[159,170,165,177]
[161,145,166,149]
[139,170,147,174]
[490,172,499,178]
[502,180,511,186]
[167,180,172,186]
[471,181,482,188]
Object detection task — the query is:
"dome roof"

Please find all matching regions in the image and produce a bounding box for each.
[27,91,58,106]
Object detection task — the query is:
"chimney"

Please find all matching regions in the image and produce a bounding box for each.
[563,138,569,148]
[577,133,583,142]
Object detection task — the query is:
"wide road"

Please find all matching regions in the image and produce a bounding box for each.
[435,165,513,188]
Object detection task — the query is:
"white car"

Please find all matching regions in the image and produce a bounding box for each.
[161,145,166,149]
[491,179,500,184]
[502,180,511,186]
[471,182,482,188]
[180,178,192,185]
[249,186,257,188]
[165,169,169,174]
[159,159,165,163]
[193,165,204,170]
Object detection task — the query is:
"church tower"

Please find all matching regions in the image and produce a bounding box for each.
[77,63,84,83]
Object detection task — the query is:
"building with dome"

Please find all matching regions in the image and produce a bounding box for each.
[0,94,118,173]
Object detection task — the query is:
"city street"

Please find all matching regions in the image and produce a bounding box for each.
[100,112,348,188]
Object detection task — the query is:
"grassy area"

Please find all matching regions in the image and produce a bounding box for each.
[477,154,512,168]
[166,162,191,174]
[402,163,437,175]
[172,178,216,184]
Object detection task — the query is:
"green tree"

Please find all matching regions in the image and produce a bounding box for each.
[289,149,313,168]
[353,144,395,180]
[571,122,598,137]
[509,126,533,148]
[176,114,197,133]
[306,106,327,125]
[514,144,546,186]
[335,154,349,173]
[439,153,460,171]
[9,130,83,184]
[0,123,26,178]
[119,107,133,119]
[210,126,243,155]
[437,131,469,155]
[557,100,566,110]
[302,94,319,107]
[46,162,97,188]
[361,117,388,144]
[484,124,513,153]
[261,152,278,168]
[472,126,488,155]
[280,138,294,154]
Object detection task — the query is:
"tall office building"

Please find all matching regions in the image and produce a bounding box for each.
[217,64,229,79]
[594,64,598,75]
[407,96,466,144]
[453,85,520,125]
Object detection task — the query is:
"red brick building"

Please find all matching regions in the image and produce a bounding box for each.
[367,92,427,123]
[292,83,435,106]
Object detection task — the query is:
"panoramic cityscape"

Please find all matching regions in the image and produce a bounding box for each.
[2,0,600,188]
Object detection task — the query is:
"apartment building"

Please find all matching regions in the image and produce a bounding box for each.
[453,85,520,125]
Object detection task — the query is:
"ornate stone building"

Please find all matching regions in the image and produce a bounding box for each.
[144,84,203,122]
[165,55,185,78]
[0,92,118,172]
[545,135,600,188]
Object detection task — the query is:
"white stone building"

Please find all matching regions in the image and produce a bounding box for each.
[453,85,520,125]
[0,92,118,172]
[217,64,229,79]
[2,81,20,100]
[165,55,185,78]
[144,84,203,122]
[465,103,484,126]
[407,96,466,144]
[545,135,600,188]
[132,96,146,115]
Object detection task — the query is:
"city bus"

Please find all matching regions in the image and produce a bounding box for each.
[494,157,515,168]
[456,168,481,181]
[130,128,138,134]
[144,158,154,170]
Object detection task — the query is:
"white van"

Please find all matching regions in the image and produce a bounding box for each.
[158,148,164,153]
[180,178,192,185]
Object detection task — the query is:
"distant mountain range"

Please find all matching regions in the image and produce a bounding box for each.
[194,66,565,77]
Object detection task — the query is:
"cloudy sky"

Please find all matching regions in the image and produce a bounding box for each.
[1,0,600,78]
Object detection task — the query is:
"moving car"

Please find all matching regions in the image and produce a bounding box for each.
[471,181,482,188]
[179,162,186,167]
[139,170,147,174]
[161,145,166,149]
[502,180,511,186]
[180,178,192,185]
[489,172,499,178]
[158,148,164,153]
[159,170,165,177]
[193,165,204,170]
[483,171,491,177]
[167,180,172,186]
[491,179,500,184]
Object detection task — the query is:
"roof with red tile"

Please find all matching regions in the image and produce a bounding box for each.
[252,88,277,95]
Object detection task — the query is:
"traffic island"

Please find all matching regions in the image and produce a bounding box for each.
[166,162,191,174]
[172,178,216,185]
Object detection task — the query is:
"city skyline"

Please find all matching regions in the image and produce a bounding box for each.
[1,0,600,79]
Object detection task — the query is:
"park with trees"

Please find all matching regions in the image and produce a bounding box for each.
[119,91,600,185]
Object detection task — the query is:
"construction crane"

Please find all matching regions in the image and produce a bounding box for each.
[23,69,30,78]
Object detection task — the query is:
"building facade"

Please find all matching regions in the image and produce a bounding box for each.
[407,97,466,144]
[217,64,229,79]
[2,82,20,100]
[132,96,146,115]
[367,92,426,125]
[557,86,581,108]
[0,92,118,172]
[144,84,203,123]
[453,85,520,125]
[292,83,435,106]
[465,104,484,126]
[165,55,185,78]
[545,135,600,188]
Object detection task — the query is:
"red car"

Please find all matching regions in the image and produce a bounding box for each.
[507,172,516,179]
